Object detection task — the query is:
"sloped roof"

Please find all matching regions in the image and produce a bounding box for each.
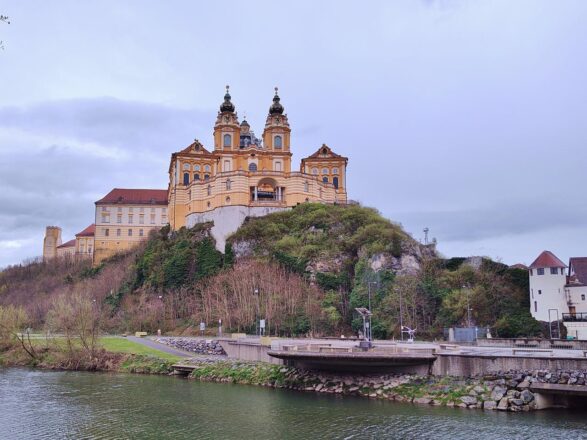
[75,224,95,237]
[568,257,587,286]
[57,239,76,248]
[529,250,567,269]
[176,140,213,156]
[303,144,347,161]
[96,188,168,205]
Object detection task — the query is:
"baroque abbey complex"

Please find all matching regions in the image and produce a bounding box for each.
[43,87,349,263]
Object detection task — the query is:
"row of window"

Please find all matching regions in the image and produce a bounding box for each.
[101,207,167,214]
[183,173,211,185]
[224,134,283,148]
[183,163,212,172]
[530,267,564,276]
[312,167,339,175]
[101,214,167,224]
[103,228,145,237]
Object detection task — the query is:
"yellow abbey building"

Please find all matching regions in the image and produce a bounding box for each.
[44,87,349,261]
[167,87,348,250]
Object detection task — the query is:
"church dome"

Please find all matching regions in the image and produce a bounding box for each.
[220,85,235,113]
[269,87,284,115]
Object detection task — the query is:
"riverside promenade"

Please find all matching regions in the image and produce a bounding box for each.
[133,335,587,377]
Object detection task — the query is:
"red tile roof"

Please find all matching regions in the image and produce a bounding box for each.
[529,250,567,269]
[57,239,76,248]
[96,188,168,205]
[75,223,95,237]
[568,257,587,286]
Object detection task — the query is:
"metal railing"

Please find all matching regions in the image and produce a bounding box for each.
[563,312,587,322]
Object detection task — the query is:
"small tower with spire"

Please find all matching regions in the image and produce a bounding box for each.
[213,85,241,151]
[262,87,291,153]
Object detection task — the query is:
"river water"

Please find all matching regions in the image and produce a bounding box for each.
[1,368,586,440]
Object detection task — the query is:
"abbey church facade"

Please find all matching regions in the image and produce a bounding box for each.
[44,87,349,263]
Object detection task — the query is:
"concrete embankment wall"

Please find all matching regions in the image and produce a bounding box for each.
[433,354,587,376]
[478,338,587,350]
[219,340,283,365]
[219,339,587,377]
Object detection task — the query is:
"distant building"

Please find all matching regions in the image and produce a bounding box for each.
[93,189,168,264]
[43,86,350,262]
[529,250,587,339]
[42,224,95,260]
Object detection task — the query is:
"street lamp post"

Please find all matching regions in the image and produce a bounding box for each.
[399,289,404,341]
[254,288,259,337]
[366,281,377,342]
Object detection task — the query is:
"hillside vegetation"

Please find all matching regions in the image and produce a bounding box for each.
[0,203,541,338]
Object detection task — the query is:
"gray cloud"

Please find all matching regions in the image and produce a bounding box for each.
[1,1,587,267]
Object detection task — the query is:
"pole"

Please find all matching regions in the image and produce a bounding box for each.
[399,289,404,341]
[466,288,471,328]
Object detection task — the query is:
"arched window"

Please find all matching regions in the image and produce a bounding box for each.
[249,163,257,172]
[333,177,339,189]
[207,185,212,196]
[194,164,200,171]
[183,163,190,170]
[312,168,318,175]
[322,176,329,183]
[223,134,231,147]
[204,174,210,180]
[322,168,329,175]
[183,173,190,185]
[204,164,211,172]
[274,135,282,148]
[194,173,200,181]
[332,168,339,175]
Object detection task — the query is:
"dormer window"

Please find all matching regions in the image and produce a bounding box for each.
[223,134,231,147]
[274,135,283,148]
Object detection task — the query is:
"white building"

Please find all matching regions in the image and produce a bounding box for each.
[529,251,567,322]
[529,250,587,339]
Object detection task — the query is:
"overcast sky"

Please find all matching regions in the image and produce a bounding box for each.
[1,1,586,268]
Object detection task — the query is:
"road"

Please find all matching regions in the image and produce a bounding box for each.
[126,336,192,357]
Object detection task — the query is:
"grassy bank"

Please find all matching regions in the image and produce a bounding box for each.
[0,336,179,375]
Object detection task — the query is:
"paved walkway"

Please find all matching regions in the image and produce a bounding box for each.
[126,336,192,358]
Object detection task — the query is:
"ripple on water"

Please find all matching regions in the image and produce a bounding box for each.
[1,368,587,440]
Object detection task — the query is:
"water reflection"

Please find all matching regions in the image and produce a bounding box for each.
[1,368,586,439]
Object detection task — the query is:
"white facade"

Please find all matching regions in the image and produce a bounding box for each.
[529,265,567,322]
[186,205,289,251]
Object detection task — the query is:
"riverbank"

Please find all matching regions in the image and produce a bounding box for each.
[184,358,543,411]
[2,338,586,412]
